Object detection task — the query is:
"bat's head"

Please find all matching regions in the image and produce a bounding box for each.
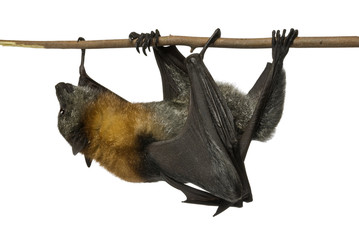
[55,82,99,155]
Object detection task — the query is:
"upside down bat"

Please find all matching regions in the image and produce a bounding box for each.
[55,28,298,216]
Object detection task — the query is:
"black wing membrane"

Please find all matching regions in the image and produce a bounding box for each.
[153,45,190,101]
[129,30,190,101]
[239,63,274,161]
[147,29,297,216]
[148,52,252,216]
[77,38,127,102]
[140,35,248,215]
[76,38,128,168]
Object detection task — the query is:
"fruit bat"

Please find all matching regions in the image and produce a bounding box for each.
[55,28,298,216]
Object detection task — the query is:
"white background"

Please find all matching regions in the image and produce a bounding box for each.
[1,0,358,239]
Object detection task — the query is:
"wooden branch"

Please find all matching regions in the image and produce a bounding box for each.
[1,35,359,50]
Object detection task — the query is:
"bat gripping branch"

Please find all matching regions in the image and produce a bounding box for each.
[1,35,359,50]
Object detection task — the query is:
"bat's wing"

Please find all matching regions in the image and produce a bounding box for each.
[129,30,190,101]
[239,62,273,160]
[77,38,127,101]
[76,38,127,168]
[148,53,251,216]
[148,29,297,215]
[153,45,190,101]
[77,38,108,92]
[147,29,252,216]
[248,62,272,99]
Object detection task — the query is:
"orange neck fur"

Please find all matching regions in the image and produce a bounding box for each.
[82,93,162,182]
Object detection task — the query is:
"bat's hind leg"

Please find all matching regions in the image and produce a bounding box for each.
[246,29,298,141]
[248,64,286,141]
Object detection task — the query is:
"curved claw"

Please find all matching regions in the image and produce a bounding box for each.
[142,46,147,56]
[142,32,155,56]
[77,37,87,76]
[145,32,154,52]
[128,29,161,55]
[136,34,146,54]
[286,28,298,46]
[199,28,221,59]
[281,29,287,42]
[154,29,160,50]
[129,32,140,41]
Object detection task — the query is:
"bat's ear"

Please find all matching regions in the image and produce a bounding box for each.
[85,157,93,168]
[71,131,88,155]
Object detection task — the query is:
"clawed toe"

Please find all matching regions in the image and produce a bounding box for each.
[272,28,298,61]
[128,29,161,56]
[77,37,85,42]
[129,32,140,41]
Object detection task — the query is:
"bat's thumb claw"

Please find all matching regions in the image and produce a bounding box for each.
[199,28,221,59]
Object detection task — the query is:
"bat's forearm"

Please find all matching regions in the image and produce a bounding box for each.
[1,36,359,50]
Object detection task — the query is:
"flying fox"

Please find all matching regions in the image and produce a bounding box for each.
[55,28,298,215]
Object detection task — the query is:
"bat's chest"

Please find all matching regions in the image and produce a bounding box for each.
[83,123,150,182]
[82,97,162,182]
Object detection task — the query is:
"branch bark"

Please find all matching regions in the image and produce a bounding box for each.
[1,35,359,50]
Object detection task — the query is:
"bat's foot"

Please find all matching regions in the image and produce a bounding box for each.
[128,29,160,56]
[271,28,298,62]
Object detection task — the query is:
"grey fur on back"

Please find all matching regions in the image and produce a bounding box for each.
[146,68,286,142]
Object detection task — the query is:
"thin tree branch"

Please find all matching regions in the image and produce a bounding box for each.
[1,36,359,50]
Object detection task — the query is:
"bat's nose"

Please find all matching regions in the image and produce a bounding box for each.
[55,82,75,95]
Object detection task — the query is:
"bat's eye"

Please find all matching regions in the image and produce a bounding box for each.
[59,109,65,115]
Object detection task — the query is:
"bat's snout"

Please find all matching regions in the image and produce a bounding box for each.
[55,83,76,104]
[56,82,75,95]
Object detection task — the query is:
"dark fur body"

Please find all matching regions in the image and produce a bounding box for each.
[56,28,296,215]
[146,73,285,143]
[56,71,285,182]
